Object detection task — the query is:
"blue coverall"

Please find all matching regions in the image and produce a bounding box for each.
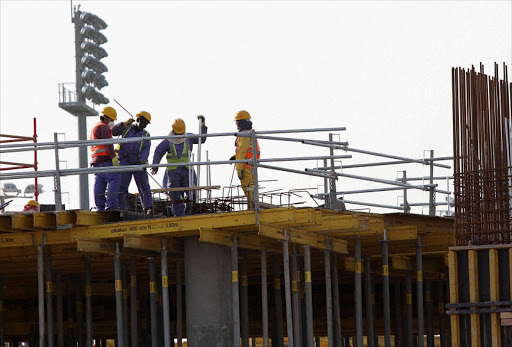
[152,127,206,216]
[112,123,153,210]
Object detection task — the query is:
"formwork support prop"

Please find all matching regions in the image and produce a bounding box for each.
[149,258,158,347]
[241,250,250,347]
[417,235,424,347]
[38,243,45,347]
[283,231,295,347]
[85,257,93,347]
[355,237,363,347]
[114,243,125,347]
[382,230,391,347]
[161,241,172,347]
[331,252,342,347]
[364,256,375,347]
[261,249,269,347]
[130,256,139,347]
[232,235,241,347]
[304,245,314,347]
[46,246,54,347]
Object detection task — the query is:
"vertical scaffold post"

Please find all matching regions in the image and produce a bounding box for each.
[56,274,64,347]
[85,257,93,347]
[130,256,138,347]
[241,250,249,347]
[53,133,63,211]
[66,282,74,346]
[425,280,434,347]
[114,243,124,347]
[328,133,338,209]
[437,281,446,347]
[161,242,171,347]
[272,254,284,346]
[417,235,424,347]
[149,258,158,347]
[331,252,342,347]
[38,243,45,347]
[394,278,403,347]
[364,256,375,347]
[232,235,241,347]
[291,246,302,347]
[325,250,333,347]
[75,277,85,347]
[122,263,129,346]
[355,237,363,347]
[46,246,55,347]
[382,230,391,347]
[176,259,183,347]
[283,232,294,347]
[304,245,314,347]
[428,150,435,216]
[261,249,269,347]
[406,259,414,346]
[0,276,3,347]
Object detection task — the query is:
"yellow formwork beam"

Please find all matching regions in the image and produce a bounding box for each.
[77,239,116,254]
[199,228,282,253]
[32,211,77,229]
[468,250,480,347]
[75,210,121,226]
[123,235,182,253]
[392,256,408,270]
[258,223,348,254]
[448,250,460,347]
[489,249,501,347]
[386,226,417,241]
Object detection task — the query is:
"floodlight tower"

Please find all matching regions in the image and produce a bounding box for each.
[59,8,110,210]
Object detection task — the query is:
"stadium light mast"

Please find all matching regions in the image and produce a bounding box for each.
[59,7,110,210]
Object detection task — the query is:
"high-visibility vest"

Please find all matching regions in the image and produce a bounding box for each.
[90,122,112,158]
[166,140,190,170]
[236,137,260,168]
[118,126,149,163]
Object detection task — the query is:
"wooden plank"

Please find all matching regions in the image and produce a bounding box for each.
[123,235,182,253]
[468,250,480,347]
[489,249,501,346]
[500,312,512,319]
[77,239,116,254]
[448,250,460,346]
[392,256,408,270]
[258,223,348,254]
[500,318,512,326]
[199,228,282,253]
[386,226,417,241]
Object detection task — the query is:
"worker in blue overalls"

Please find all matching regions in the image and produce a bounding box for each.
[151,117,207,217]
[112,111,153,214]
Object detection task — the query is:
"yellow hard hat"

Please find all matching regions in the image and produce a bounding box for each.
[25,200,39,207]
[234,110,251,121]
[172,118,186,135]
[101,106,117,120]
[136,111,151,123]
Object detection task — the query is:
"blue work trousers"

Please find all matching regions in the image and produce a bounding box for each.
[92,161,120,211]
[167,166,193,217]
[118,160,153,210]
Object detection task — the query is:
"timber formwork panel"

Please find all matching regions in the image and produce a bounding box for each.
[447,246,512,346]
[0,207,455,343]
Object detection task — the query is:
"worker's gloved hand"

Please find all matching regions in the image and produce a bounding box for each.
[123,118,135,126]
[230,155,236,161]
[112,156,119,166]
[237,170,243,180]
[197,115,205,125]
[151,167,158,175]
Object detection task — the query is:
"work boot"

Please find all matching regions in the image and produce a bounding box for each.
[145,208,153,215]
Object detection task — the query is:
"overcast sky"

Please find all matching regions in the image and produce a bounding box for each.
[1,0,511,213]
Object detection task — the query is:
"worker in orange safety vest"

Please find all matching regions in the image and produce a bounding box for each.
[230,110,260,210]
[90,106,121,210]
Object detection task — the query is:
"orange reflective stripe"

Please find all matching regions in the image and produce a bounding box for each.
[90,122,112,157]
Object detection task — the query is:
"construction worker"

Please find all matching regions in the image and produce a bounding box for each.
[151,117,207,217]
[22,200,39,213]
[231,110,260,209]
[112,111,153,214]
[90,106,120,211]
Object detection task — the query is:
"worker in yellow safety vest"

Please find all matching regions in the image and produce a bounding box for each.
[230,110,260,209]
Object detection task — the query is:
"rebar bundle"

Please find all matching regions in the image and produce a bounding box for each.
[452,63,512,245]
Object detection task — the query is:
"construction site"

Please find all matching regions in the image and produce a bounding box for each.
[1,3,512,347]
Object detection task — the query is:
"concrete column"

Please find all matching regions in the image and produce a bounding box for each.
[185,236,234,346]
